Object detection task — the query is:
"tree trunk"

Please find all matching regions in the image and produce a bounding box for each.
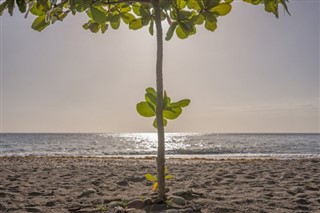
[153,0,166,201]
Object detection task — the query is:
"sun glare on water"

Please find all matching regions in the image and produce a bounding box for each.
[117,133,193,153]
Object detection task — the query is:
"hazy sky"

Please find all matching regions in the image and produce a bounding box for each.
[1,1,319,133]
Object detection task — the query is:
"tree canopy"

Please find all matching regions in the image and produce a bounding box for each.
[0,0,290,40]
[1,0,291,201]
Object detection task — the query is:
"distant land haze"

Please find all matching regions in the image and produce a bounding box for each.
[1,1,319,133]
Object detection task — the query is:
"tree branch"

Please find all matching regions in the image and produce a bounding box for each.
[98,0,151,5]
[51,0,152,10]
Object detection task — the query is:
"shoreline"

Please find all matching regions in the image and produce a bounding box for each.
[1,153,319,161]
[1,157,319,212]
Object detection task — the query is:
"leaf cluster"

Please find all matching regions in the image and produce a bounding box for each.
[145,167,174,192]
[244,0,290,18]
[1,0,290,39]
[136,87,190,128]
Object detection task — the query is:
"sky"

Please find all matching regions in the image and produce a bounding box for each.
[1,0,319,133]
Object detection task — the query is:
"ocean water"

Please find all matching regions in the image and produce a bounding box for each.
[0,133,319,159]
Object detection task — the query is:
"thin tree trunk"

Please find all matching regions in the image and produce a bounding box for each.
[153,0,166,201]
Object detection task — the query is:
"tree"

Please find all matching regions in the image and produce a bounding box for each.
[0,0,290,201]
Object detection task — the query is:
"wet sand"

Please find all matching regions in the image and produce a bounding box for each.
[0,156,319,212]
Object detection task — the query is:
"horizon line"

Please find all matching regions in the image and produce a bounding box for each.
[1,132,319,134]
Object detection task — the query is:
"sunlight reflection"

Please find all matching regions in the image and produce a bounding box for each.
[117,133,192,152]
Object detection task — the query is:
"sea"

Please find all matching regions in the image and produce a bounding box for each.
[0,133,319,159]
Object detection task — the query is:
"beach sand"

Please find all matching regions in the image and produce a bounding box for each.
[0,157,319,212]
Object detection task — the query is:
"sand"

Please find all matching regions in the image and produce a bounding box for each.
[0,156,319,213]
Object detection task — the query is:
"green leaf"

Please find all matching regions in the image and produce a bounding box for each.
[90,6,107,24]
[187,0,201,10]
[163,107,182,120]
[74,0,90,13]
[139,6,150,17]
[145,173,157,182]
[119,3,131,13]
[206,12,217,23]
[91,1,106,7]
[120,13,135,24]
[153,118,168,128]
[206,0,219,9]
[16,0,26,13]
[205,19,217,31]
[160,0,171,10]
[100,23,108,33]
[86,9,93,19]
[176,0,187,9]
[161,10,167,21]
[179,22,194,34]
[82,21,91,30]
[197,0,206,9]
[69,0,75,11]
[170,99,190,108]
[137,102,156,117]
[40,1,50,10]
[83,21,101,33]
[170,9,178,21]
[165,22,178,41]
[153,119,156,128]
[8,0,14,16]
[129,18,143,30]
[210,3,232,16]
[149,19,154,35]
[145,92,157,107]
[164,166,168,174]
[176,26,188,39]
[141,16,150,26]
[110,14,120,29]
[0,1,8,16]
[177,10,193,21]
[192,14,204,25]
[31,15,50,32]
[88,22,100,33]
[264,0,277,14]
[163,91,171,108]
[165,175,174,180]
[146,87,157,97]
[57,11,68,21]
[225,0,233,3]
[132,3,141,16]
